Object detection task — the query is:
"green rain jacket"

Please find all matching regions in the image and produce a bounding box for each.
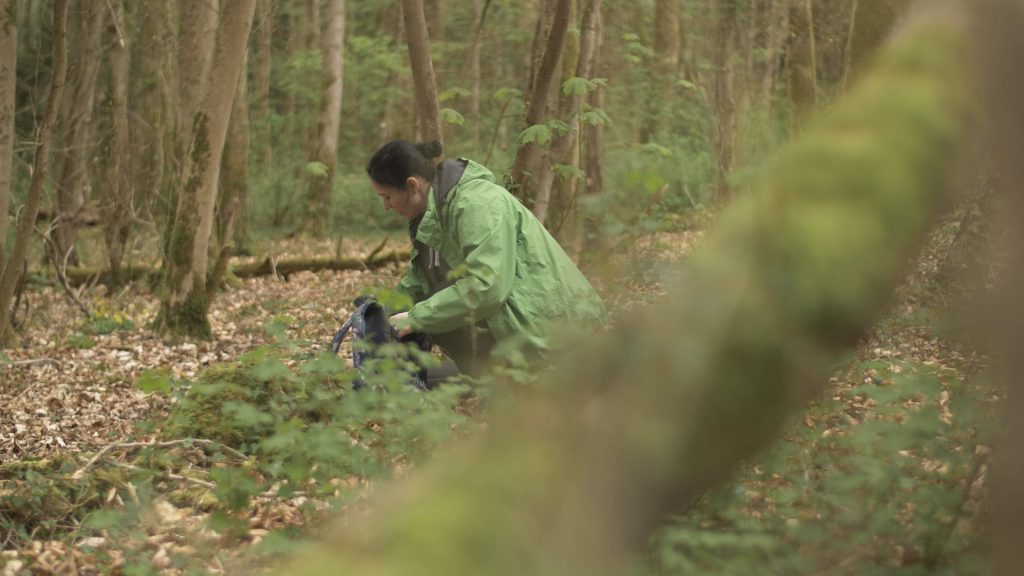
[398,159,607,357]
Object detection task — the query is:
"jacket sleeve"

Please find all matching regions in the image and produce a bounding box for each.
[406,192,517,334]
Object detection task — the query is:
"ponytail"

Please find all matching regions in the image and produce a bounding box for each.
[367,140,444,189]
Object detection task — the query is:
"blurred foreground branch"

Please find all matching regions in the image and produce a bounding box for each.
[287,4,980,575]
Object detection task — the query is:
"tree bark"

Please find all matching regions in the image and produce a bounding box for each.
[0,0,16,262]
[713,0,738,201]
[53,1,107,265]
[304,0,345,235]
[101,0,132,287]
[787,0,817,131]
[533,0,602,226]
[254,0,274,166]
[972,2,1024,573]
[177,0,219,153]
[469,0,483,144]
[212,50,252,289]
[640,0,680,143]
[508,0,572,207]
[157,0,258,340]
[402,0,443,145]
[0,0,68,347]
[285,11,975,574]
[131,0,174,226]
[841,0,910,91]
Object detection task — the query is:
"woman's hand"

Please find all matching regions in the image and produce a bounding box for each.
[390,312,414,338]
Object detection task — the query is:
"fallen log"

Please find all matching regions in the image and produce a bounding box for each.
[231,250,409,279]
[60,250,410,288]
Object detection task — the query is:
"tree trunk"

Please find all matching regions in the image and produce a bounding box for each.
[304,0,345,234]
[212,50,252,289]
[0,0,68,347]
[101,0,132,287]
[841,0,910,91]
[970,3,1024,573]
[53,1,107,266]
[131,0,174,225]
[787,0,817,131]
[254,0,274,166]
[640,0,680,143]
[157,0,257,340]
[508,0,572,207]
[177,0,219,151]
[402,0,443,145]
[284,10,975,574]
[713,0,738,201]
[0,0,16,262]
[533,0,602,226]
[469,0,483,144]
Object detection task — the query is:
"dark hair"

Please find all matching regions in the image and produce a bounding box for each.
[366,140,444,189]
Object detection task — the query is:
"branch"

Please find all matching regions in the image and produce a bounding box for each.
[73,438,250,479]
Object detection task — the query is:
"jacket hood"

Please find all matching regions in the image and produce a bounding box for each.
[456,158,499,187]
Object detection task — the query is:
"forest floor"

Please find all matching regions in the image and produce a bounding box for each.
[0,224,999,575]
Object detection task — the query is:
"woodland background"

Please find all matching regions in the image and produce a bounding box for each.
[0,0,1019,574]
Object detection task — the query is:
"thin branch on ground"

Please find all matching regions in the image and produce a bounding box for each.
[73,438,250,478]
[113,462,216,490]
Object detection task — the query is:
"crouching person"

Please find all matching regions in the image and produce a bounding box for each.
[366,140,607,379]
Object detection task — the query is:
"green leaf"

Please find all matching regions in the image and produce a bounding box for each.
[562,77,596,97]
[493,87,523,103]
[622,33,640,42]
[439,86,471,102]
[83,509,124,531]
[249,359,294,383]
[552,164,585,180]
[304,161,329,177]
[545,119,573,135]
[677,79,697,90]
[136,368,173,394]
[520,124,552,146]
[440,107,466,126]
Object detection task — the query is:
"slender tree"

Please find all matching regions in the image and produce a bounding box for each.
[304,0,346,234]
[533,0,602,225]
[53,1,107,265]
[212,50,252,288]
[713,0,739,201]
[508,0,572,206]
[157,0,258,339]
[640,0,680,143]
[177,0,219,157]
[402,0,443,144]
[0,0,16,262]
[0,0,69,346]
[254,0,274,166]
[787,0,817,130]
[131,0,174,225]
[101,0,133,285]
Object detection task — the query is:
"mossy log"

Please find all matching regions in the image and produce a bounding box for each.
[285,9,977,576]
[230,250,409,280]
[61,250,410,288]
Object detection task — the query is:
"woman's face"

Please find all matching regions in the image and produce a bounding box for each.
[373,177,428,221]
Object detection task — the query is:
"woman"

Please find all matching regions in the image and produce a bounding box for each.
[367,140,607,374]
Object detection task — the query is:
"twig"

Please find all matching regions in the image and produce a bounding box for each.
[8,357,59,367]
[366,237,389,262]
[113,462,216,490]
[36,227,91,318]
[73,438,249,478]
[104,0,126,48]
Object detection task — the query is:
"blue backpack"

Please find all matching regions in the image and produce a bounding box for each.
[330,296,432,390]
